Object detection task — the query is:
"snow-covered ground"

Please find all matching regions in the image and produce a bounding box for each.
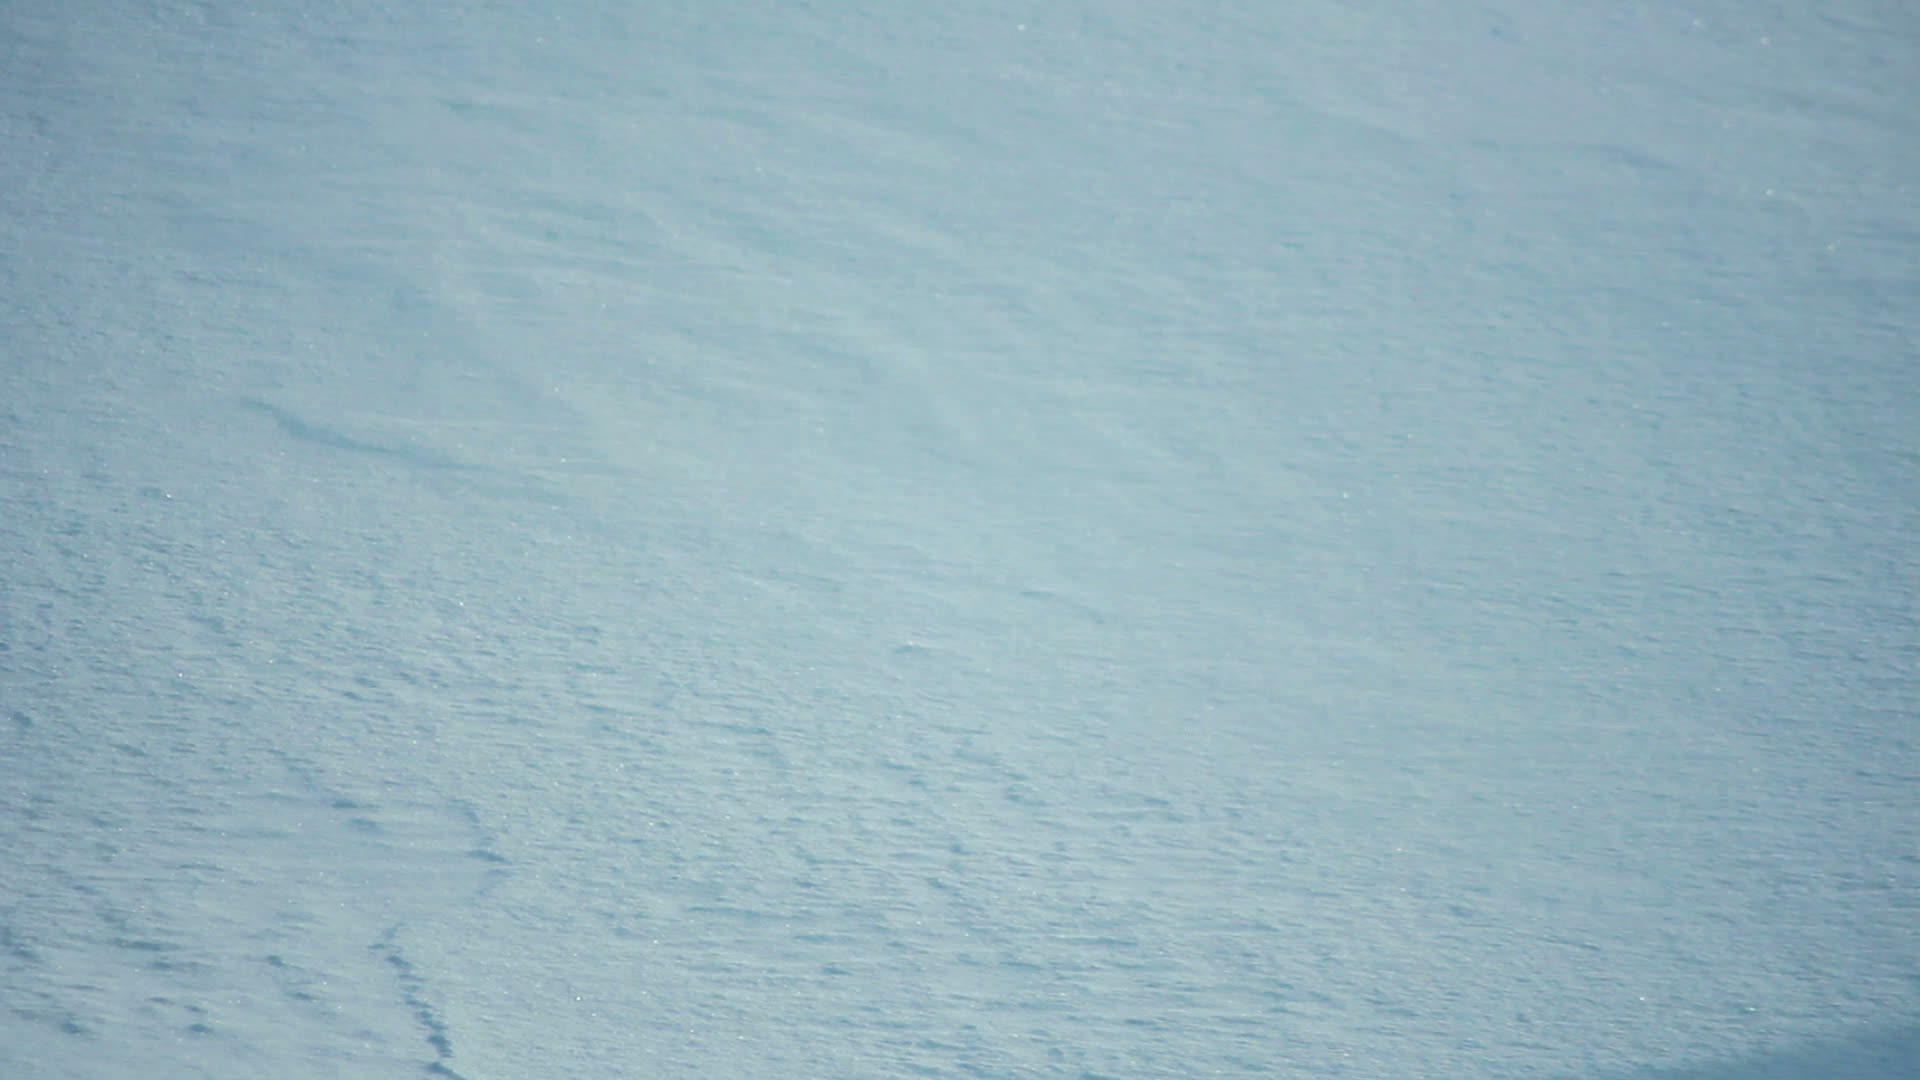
[3,2,1916,1077]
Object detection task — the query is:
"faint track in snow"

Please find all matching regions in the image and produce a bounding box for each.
[266,751,508,1078]
[238,396,483,472]
[236,394,630,478]
[235,393,627,525]
[375,924,473,1080]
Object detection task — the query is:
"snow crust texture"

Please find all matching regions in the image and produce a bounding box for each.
[3,2,1916,1078]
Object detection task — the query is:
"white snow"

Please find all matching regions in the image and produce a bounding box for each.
[3,1,1916,1078]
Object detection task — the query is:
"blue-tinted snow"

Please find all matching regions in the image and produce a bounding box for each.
[2,2,1916,1078]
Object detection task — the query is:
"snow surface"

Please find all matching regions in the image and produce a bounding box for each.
[3,1,1916,1078]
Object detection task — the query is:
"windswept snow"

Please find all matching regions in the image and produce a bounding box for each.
[3,2,1916,1078]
